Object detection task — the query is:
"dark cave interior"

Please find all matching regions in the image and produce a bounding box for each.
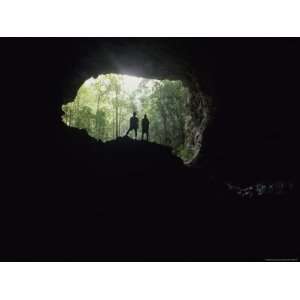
[1,38,299,260]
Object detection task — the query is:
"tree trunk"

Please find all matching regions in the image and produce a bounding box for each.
[115,105,118,138]
[115,90,119,138]
[96,94,101,139]
[112,113,115,139]
[68,107,72,126]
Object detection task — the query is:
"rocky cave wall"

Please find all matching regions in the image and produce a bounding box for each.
[2,38,300,184]
[59,39,215,163]
[2,38,300,260]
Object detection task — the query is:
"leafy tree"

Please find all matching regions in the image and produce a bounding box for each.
[138,79,189,156]
[61,74,192,160]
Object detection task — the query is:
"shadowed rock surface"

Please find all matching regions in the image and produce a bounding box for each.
[61,126,184,173]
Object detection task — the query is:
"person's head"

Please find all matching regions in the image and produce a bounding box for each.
[144,114,147,119]
[133,112,137,117]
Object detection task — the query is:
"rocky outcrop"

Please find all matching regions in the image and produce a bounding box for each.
[60,125,184,175]
[184,79,214,163]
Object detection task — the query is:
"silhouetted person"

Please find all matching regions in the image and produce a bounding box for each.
[126,112,139,139]
[141,114,150,141]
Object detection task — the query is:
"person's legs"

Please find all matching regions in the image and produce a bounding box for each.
[134,128,137,139]
[126,128,131,136]
[146,131,149,142]
[127,127,135,136]
[141,131,144,140]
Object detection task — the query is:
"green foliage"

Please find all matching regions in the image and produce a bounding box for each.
[138,79,189,156]
[62,74,192,160]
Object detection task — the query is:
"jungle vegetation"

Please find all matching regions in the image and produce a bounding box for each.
[61,74,193,160]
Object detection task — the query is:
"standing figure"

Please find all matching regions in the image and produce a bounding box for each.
[141,114,150,141]
[126,112,139,139]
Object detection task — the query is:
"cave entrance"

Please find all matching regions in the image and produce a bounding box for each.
[61,73,194,161]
